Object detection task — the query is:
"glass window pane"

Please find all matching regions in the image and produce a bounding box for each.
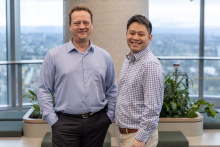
[0,0,6,61]
[161,60,199,96]
[0,65,8,107]
[20,0,63,60]
[204,0,220,57]
[0,0,8,107]
[22,64,41,104]
[149,0,200,56]
[204,60,220,98]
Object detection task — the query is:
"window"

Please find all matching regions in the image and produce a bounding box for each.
[0,66,7,107]
[0,0,6,61]
[149,0,200,95]
[0,0,63,108]
[20,0,63,60]
[22,64,42,103]
[149,0,200,57]
[20,0,63,103]
[0,0,7,107]
[160,60,199,95]
[204,0,220,98]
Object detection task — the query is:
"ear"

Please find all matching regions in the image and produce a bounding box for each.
[148,34,153,44]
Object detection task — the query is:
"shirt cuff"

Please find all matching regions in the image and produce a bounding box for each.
[107,111,114,122]
[135,130,149,142]
[44,112,58,126]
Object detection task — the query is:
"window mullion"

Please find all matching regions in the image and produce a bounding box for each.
[6,0,21,108]
[199,0,205,99]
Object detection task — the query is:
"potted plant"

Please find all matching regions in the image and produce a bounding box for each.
[23,90,51,137]
[158,64,216,136]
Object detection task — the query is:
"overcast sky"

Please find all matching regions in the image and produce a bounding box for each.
[0,0,63,26]
[150,0,220,28]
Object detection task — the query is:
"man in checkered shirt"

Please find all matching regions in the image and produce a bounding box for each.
[116,15,164,147]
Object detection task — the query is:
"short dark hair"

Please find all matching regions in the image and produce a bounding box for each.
[127,15,152,34]
[69,6,93,25]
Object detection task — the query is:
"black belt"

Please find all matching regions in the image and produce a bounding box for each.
[57,107,106,119]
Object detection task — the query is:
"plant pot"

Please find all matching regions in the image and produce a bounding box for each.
[158,113,203,136]
[23,107,51,137]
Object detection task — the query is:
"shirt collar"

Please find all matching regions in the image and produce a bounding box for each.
[67,38,94,53]
[126,47,150,61]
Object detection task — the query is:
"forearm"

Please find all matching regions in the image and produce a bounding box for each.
[136,110,160,142]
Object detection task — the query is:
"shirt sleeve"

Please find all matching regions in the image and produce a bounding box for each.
[136,61,164,142]
[105,56,117,122]
[37,51,58,126]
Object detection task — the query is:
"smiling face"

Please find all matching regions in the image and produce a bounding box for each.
[69,10,93,43]
[126,22,152,55]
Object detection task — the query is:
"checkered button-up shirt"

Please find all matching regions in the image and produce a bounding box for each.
[116,48,164,142]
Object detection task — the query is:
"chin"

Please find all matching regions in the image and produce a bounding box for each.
[79,36,88,39]
[130,49,138,54]
[131,47,140,51]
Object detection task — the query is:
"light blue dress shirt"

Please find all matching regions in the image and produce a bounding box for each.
[116,48,164,142]
[38,40,117,126]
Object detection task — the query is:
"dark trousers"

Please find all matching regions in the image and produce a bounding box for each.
[52,109,111,147]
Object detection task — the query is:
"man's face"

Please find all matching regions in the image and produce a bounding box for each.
[126,22,152,55]
[69,10,93,43]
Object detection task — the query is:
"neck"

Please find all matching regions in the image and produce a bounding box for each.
[72,38,90,54]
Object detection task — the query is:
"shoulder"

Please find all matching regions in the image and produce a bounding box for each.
[43,42,69,64]
[142,51,163,70]
[48,42,69,56]
[92,44,112,59]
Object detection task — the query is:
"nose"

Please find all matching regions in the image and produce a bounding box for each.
[79,23,85,29]
[132,34,139,40]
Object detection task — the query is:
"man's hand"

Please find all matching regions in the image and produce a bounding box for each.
[134,138,145,147]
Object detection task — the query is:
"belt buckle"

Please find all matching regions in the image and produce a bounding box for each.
[125,129,128,134]
[82,113,89,119]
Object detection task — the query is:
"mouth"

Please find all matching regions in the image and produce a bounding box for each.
[78,30,87,34]
[130,41,141,46]
[78,31,86,34]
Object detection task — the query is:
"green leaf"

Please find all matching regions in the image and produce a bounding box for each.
[28,89,37,98]
[171,101,177,111]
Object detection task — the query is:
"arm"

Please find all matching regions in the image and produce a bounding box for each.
[105,57,117,122]
[37,51,58,126]
[136,62,164,142]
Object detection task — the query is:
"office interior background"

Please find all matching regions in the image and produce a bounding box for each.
[0,0,220,110]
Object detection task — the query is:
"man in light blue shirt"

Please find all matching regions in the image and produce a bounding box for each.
[38,6,117,147]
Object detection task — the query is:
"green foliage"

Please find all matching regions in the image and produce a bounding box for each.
[160,73,216,118]
[24,89,55,119]
[23,89,41,118]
